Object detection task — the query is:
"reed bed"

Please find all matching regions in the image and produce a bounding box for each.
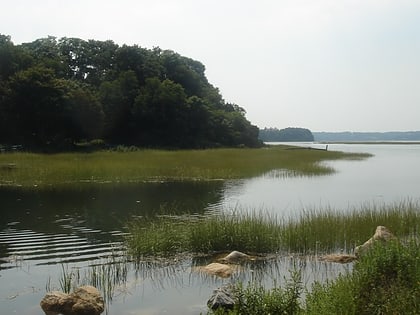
[0,146,370,187]
[282,200,420,254]
[125,201,420,258]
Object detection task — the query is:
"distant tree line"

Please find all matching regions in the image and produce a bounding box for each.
[259,127,314,142]
[0,35,261,151]
[313,131,420,142]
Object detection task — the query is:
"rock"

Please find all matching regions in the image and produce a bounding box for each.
[207,285,235,310]
[201,262,234,278]
[321,254,358,263]
[355,226,396,256]
[218,250,250,263]
[40,285,104,315]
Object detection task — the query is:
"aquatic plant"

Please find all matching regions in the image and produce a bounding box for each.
[282,200,420,254]
[126,201,420,257]
[210,269,303,315]
[304,239,420,315]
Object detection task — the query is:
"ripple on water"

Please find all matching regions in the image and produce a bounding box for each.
[0,227,125,270]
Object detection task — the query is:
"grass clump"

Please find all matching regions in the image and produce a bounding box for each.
[125,212,284,258]
[125,216,191,257]
[210,270,303,315]
[125,201,420,258]
[304,239,420,315]
[281,201,420,254]
[189,212,282,253]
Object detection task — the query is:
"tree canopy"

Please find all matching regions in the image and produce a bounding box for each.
[259,127,314,142]
[0,35,261,150]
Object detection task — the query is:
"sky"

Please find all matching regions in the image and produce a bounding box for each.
[1,0,420,132]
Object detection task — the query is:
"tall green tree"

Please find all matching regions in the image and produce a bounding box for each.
[132,78,189,146]
[99,70,139,142]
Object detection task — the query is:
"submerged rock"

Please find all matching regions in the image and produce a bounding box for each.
[321,253,357,263]
[40,285,104,315]
[355,225,396,257]
[200,262,235,278]
[207,285,235,310]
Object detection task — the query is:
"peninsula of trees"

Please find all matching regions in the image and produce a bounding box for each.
[0,35,261,150]
[259,127,314,142]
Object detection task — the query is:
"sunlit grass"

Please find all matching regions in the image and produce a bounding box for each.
[304,239,420,315]
[0,146,370,187]
[125,201,420,258]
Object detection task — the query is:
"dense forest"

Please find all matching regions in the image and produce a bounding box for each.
[0,35,261,151]
[259,127,314,142]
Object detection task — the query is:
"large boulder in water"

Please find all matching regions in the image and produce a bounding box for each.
[355,226,396,257]
[200,262,235,278]
[40,285,104,315]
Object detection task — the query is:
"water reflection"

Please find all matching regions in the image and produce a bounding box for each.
[213,143,420,217]
[0,181,225,233]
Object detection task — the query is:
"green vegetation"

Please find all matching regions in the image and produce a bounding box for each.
[209,240,420,315]
[259,127,314,142]
[212,270,303,315]
[0,34,260,150]
[47,257,129,306]
[124,201,419,314]
[304,240,420,315]
[0,146,369,187]
[125,201,420,258]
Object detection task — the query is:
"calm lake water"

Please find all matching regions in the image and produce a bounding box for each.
[0,143,419,314]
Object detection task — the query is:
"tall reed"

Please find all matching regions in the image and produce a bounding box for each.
[282,200,420,254]
[125,201,420,258]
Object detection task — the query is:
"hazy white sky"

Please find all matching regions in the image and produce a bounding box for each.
[1,0,420,131]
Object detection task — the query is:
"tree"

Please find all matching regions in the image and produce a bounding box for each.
[99,70,139,143]
[259,127,314,142]
[132,78,188,146]
[1,35,263,150]
[4,66,104,149]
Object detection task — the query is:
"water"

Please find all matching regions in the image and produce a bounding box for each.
[0,143,419,314]
[215,143,420,217]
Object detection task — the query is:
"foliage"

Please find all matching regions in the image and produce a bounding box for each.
[210,270,303,315]
[0,34,261,150]
[259,127,314,142]
[305,240,420,315]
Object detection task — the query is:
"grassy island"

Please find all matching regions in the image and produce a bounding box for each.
[0,145,370,187]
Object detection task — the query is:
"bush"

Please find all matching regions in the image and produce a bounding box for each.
[305,240,420,315]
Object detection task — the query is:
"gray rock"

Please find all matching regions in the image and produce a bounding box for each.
[207,285,235,310]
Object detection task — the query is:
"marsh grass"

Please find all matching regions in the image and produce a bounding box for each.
[0,146,370,187]
[304,239,420,315]
[49,257,129,305]
[126,201,420,258]
[189,211,283,253]
[282,201,420,254]
[211,269,303,315]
